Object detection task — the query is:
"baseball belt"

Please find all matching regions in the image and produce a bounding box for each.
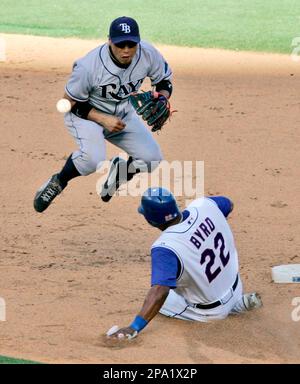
[193,274,239,310]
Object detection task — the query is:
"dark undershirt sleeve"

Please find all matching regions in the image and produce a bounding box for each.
[151,246,180,287]
[208,196,233,218]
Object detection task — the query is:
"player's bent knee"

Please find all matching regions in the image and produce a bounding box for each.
[148,159,161,173]
[73,152,106,176]
[142,154,163,173]
[141,159,161,173]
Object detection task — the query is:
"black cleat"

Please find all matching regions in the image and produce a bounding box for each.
[101,157,128,202]
[34,174,66,213]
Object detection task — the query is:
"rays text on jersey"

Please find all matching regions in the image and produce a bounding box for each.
[96,78,144,100]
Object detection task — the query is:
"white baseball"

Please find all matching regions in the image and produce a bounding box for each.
[56,98,71,113]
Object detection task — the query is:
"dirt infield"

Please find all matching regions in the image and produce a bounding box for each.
[0,34,300,364]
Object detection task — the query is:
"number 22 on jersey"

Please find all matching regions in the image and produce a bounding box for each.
[200,232,230,283]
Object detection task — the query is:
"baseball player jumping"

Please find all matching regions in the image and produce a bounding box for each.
[34,16,173,212]
[107,188,262,340]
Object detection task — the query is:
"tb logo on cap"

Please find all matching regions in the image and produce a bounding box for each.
[120,23,131,33]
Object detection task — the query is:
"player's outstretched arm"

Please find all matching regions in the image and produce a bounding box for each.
[138,284,170,321]
[107,285,170,340]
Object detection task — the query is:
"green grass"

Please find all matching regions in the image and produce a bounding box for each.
[0,355,40,364]
[0,1,300,53]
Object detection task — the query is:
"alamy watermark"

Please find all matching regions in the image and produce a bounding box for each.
[291,297,300,322]
[0,37,6,62]
[96,156,204,205]
[0,297,6,321]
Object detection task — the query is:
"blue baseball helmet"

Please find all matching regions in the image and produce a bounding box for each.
[138,187,181,227]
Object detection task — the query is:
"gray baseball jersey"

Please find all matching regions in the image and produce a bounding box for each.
[65,41,172,117]
[63,41,170,176]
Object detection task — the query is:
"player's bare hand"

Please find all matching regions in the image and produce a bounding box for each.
[87,109,126,132]
[101,115,126,132]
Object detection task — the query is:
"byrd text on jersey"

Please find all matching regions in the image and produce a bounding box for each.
[190,217,215,249]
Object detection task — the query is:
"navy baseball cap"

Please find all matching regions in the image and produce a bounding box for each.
[109,16,140,44]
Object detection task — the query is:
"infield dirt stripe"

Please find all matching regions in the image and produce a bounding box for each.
[1,34,300,77]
